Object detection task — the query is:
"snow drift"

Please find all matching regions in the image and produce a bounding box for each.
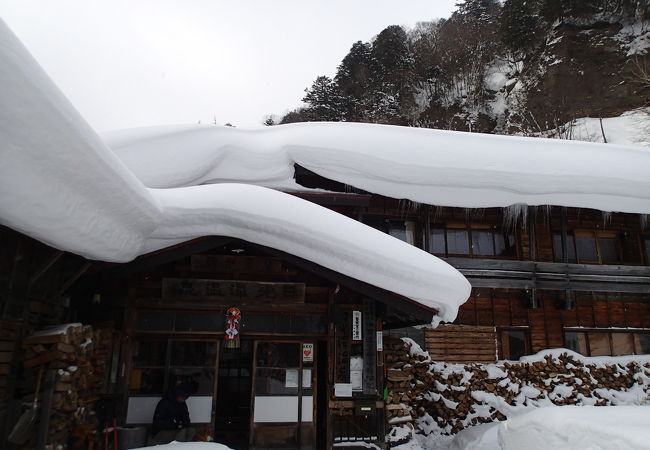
[498,406,650,450]
[103,121,650,215]
[0,19,470,321]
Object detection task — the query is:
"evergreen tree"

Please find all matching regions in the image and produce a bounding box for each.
[335,41,373,121]
[370,25,415,86]
[368,25,416,123]
[456,0,502,27]
[301,76,345,121]
[501,0,541,56]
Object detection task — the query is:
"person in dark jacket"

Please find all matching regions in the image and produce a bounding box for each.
[149,386,196,445]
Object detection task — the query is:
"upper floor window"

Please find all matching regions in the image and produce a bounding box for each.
[553,231,621,264]
[645,237,650,265]
[431,225,516,258]
[362,216,417,246]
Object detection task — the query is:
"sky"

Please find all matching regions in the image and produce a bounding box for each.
[0,0,457,131]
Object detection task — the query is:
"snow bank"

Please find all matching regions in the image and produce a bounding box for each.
[134,442,232,450]
[498,406,650,450]
[0,19,470,322]
[103,119,650,215]
[536,108,650,148]
[450,422,499,450]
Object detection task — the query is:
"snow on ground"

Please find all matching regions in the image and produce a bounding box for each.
[103,120,650,215]
[134,442,232,450]
[499,405,650,450]
[429,406,650,450]
[0,19,470,322]
[538,108,650,147]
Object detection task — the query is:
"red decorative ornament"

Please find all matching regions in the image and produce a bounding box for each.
[225,307,241,348]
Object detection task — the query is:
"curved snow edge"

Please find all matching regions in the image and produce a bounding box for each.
[0,19,471,323]
[103,122,650,214]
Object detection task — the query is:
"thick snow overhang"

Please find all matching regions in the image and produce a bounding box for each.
[104,236,439,328]
[0,19,470,323]
[103,122,650,215]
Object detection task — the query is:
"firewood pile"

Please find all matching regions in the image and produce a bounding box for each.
[19,323,113,449]
[385,337,650,440]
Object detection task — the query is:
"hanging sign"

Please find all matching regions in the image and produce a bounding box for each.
[376,331,383,352]
[352,310,362,341]
[225,307,241,348]
[302,343,314,363]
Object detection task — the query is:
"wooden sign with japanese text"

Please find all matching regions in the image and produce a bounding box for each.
[162,278,305,304]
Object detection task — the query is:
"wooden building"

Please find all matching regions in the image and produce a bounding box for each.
[1,224,443,449]
[294,166,650,364]
[3,16,650,449]
[3,173,650,448]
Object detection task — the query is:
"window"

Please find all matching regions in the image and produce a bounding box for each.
[431,225,516,258]
[362,216,417,246]
[130,339,218,396]
[553,234,576,262]
[644,238,650,265]
[553,231,621,264]
[447,228,470,255]
[500,329,529,360]
[389,220,416,245]
[565,331,587,354]
[564,330,650,356]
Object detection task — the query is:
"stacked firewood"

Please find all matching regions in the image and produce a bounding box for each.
[385,338,650,438]
[20,323,113,449]
[384,337,429,424]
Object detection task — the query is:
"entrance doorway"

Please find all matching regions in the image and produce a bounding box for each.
[250,341,315,450]
[214,340,254,449]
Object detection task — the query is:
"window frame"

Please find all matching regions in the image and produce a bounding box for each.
[563,328,650,356]
[553,230,622,264]
[430,223,517,259]
[498,327,531,360]
[361,215,420,247]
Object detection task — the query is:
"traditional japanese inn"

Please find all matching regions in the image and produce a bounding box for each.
[2,16,650,450]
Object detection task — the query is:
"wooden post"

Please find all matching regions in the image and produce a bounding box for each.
[36,369,55,450]
[528,206,538,309]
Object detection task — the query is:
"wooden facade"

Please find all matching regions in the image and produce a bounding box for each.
[3,169,650,448]
[1,226,439,449]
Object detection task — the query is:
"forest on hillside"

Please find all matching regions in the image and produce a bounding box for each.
[268,0,650,137]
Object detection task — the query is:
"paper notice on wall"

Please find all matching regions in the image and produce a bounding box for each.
[302,342,314,363]
[285,369,298,388]
[334,383,352,397]
[376,331,383,351]
[352,310,362,341]
[350,370,363,391]
[302,369,311,388]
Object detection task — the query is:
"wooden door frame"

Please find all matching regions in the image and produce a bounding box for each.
[248,338,317,450]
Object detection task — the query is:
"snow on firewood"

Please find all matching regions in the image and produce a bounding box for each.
[384,337,650,448]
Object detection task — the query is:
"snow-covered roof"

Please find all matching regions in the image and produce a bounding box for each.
[0,19,470,323]
[103,122,650,215]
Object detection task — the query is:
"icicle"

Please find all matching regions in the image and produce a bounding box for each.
[397,199,421,217]
[540,205,552,225]
[602,211,612,227]
[431,205,442,223]
[503,203,528,230]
